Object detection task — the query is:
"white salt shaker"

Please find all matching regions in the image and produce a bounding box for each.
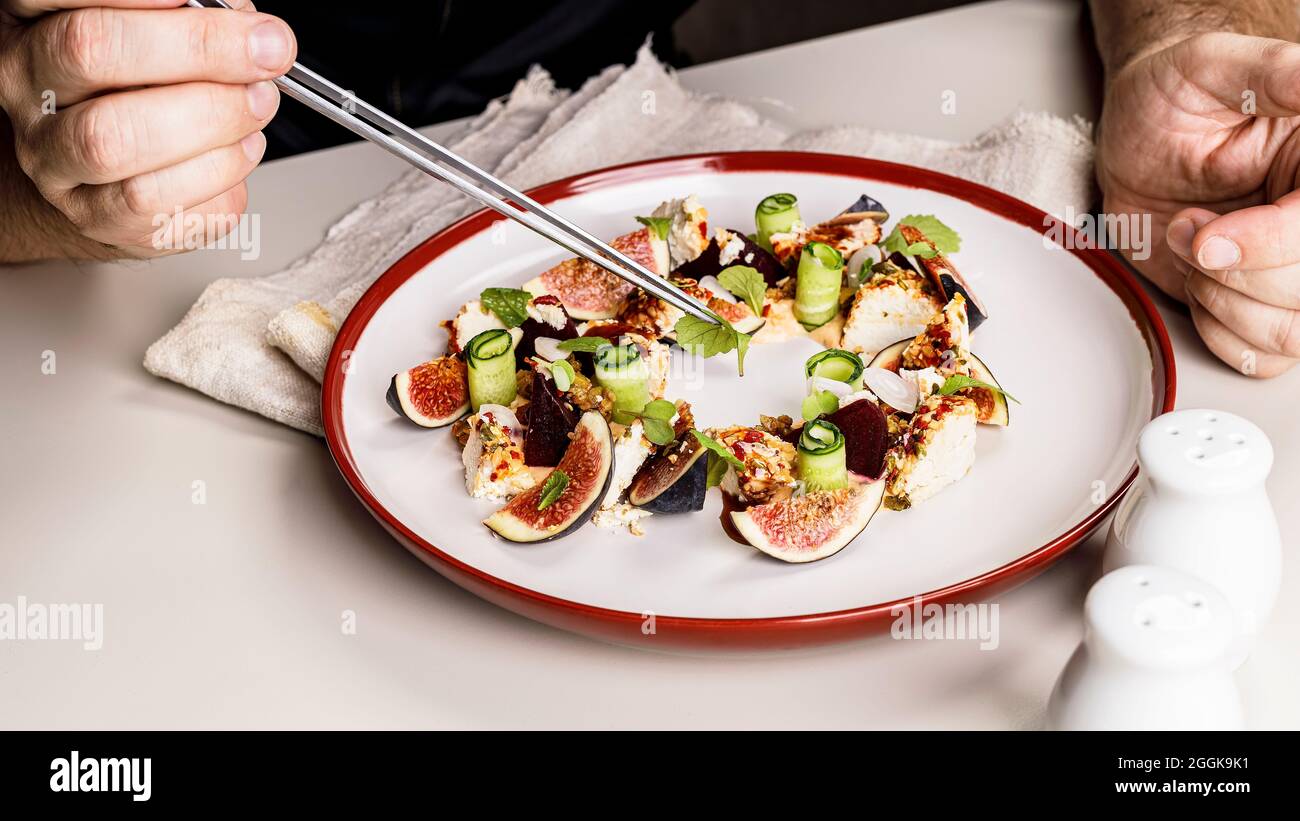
[1047,565,1243,730]
[1103,409,1281,661]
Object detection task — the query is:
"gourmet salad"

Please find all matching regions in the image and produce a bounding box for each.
[386,191,1016,562]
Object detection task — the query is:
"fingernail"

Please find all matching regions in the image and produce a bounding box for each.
[246,81,278,120]
[1166,218,1194,257]
[249,21,291,70]
[1198,235,1240,269]
[240,131,266,163]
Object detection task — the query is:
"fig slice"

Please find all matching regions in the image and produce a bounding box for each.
[386,356,470,428]
[865,338,909,372]
[484,411,614,543]
[867,339,1008,426]
[523,375,578,467]
[731,478,886,563]
[966,352,1009,426]
[525,227,666,321]
[896,224,988,331]
[825,396,890,480]
[628,434,707,513]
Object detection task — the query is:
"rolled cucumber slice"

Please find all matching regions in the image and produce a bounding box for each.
[805,349,865,390]
[465,328,518,410]
[755,193,801,250]
[797,419,848,492]
[593,343,651,414]
[794,241,845,328]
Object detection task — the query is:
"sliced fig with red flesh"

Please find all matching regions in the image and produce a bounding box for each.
[673,276,765,334]
[628,434,707,513]
[896,225,988,331]
[484,411,614,543]
[528,228,667,321]
[515,295,578,367]
[386,356,470,428]
[523,375,579,467]
[730,479,886,563]
[672,228,785,286]
[825,397,889,480]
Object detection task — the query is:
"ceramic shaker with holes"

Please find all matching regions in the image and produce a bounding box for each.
[1047,565,1244,730]
[1103,409,1282,662]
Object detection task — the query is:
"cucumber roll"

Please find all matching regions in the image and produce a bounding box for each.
[593,342,651,414]
[465,328,518,410]
[805,349,865,390]
[794,241,845,328]
[755,193,801,250]
[797,419,848,492]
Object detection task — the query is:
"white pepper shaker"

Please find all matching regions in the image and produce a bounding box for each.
[1103,409,1281,662]
[1047,565,1243,730]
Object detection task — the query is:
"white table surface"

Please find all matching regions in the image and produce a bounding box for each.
[1,0,1295,729]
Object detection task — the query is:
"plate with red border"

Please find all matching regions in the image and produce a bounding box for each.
[322,151,1175,650]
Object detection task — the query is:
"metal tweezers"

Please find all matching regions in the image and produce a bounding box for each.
[187,0,721,325]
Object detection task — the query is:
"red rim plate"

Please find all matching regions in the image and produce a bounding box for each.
[322,151,1177,650]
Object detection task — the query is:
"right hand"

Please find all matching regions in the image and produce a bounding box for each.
[0,0,296,257]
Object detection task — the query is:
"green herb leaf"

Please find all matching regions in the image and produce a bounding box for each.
[640,398,677,422]
[479,287,532,328]
[691,429,744,469]
[938,374,1020,404]
[557,336,613,354]
[717,265,767,317]
[674,315,753,376]
[881,215,962,259]
[537,469,570,511]
[635,216,672,241]
[705,452,730,489]
[640,417,676,446]
[801,390,839,422]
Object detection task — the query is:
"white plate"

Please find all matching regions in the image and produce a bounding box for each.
[323,152,1175,649]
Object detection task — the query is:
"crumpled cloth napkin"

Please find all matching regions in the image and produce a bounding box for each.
[144,45,1095,436]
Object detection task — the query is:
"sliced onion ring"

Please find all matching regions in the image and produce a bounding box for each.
[806,375,855,398]
[862,367,918,413]
[532,336,565,362]
[847,244,883,275]
[475,403,521,434]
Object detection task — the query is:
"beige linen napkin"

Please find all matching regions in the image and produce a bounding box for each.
[145,46,1095,436]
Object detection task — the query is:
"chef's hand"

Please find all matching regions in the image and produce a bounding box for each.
[0,0,295,261]
[1096,31,1300,378]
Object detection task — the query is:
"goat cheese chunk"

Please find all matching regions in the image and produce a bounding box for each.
[449,300,506,355]
[592,420,655,534]
[651,195,710,269]
[840,267,944,359]
[884,394,978,510]
[462,409,536,501]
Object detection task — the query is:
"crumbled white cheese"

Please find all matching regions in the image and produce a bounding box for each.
[900,367,945,398]
[452,300,506,352]
[592,420,654,532]
[526,299,568,330]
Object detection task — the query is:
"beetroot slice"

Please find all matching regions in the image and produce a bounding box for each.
[673,228,785,286]
[826,398,888,480]
[523,377,578,467]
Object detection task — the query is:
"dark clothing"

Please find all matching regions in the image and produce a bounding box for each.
[257,1,694,159]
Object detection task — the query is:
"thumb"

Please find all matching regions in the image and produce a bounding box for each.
[1188,188,1300,271]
